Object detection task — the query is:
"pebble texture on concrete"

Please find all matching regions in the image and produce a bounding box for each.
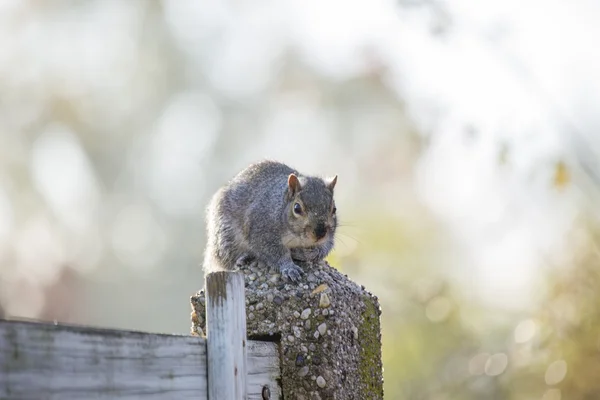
[191,261,384,400]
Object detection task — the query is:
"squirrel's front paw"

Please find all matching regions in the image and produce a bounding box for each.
[280,262,304,283]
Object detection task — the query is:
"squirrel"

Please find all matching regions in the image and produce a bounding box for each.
[202,160,338,282]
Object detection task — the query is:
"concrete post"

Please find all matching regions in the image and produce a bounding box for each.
[192,261,383,400]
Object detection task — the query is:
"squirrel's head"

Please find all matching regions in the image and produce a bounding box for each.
[285,173,337,247]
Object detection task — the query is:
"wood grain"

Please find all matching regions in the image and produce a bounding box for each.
[206,271,248,400]
[0,319,281,399]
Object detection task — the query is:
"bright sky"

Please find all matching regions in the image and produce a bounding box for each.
[396,0,600,307]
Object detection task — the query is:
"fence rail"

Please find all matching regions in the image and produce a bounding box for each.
[0,272,281,400]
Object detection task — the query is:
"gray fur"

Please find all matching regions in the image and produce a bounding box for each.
[203,160,338,282]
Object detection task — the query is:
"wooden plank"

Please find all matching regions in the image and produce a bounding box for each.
[0,320,205,399]
[247,340,281,400]
[205,271,248,400]
[0,320,281,400]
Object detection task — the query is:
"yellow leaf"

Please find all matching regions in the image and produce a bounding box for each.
[311,284,329,295]
[554,161,570,189]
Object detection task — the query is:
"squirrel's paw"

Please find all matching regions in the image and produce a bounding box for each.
[235,254,255,268]
[280,262,304,283]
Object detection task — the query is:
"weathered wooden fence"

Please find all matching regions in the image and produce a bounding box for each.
[0,272,280,400]
[1,264,384,399]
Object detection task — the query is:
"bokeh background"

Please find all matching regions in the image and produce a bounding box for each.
[2,1,600,398]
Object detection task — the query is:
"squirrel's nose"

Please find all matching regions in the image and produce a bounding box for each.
[315,224,328,240]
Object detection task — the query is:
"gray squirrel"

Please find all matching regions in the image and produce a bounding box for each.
[202,160,338,282]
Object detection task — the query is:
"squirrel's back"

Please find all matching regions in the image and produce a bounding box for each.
[222,160,297,215]
[204,160,296,270]
[228,160,296,199]
[232,160,296,185]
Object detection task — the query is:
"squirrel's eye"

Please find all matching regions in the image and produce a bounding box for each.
[332,207,337,215]
[293,203,303,214]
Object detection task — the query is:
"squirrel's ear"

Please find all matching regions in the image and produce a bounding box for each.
[288,173,302,195]
[326,175,338,191]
